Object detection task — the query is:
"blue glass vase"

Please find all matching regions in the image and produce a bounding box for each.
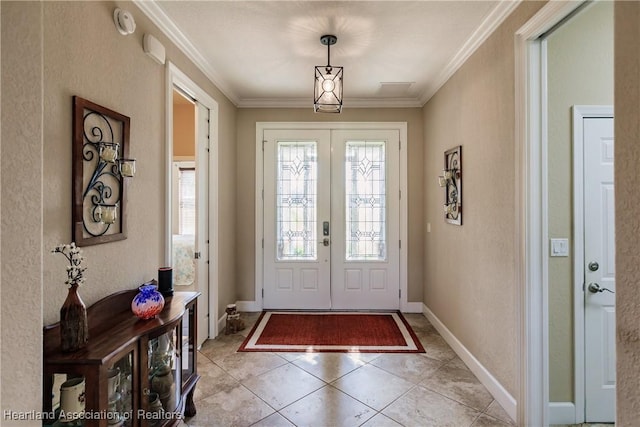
[131,283,165,320]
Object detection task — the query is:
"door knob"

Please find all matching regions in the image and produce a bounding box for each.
[587,283,614,294]
[322,238,330,247]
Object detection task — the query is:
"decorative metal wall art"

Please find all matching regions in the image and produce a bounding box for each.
[72,96,135,246]
[438,146,462,225]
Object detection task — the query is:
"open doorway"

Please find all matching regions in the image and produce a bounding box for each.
[171,89,197,291]
[166,62,219,347]
[515,1,614,425]
[543,2,614,423]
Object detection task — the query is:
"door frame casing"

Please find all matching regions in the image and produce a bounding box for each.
[166,62,219,339]
[515,2,587,426]
[254,122,414,312]
[572,105,614,423]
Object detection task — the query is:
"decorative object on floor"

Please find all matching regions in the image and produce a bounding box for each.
[53,243,89,352]
[438,145,462,225]
[314,34,343,113]
[59,376,86,423]
[72,96,135,246]
[239,311,424,353]
[225,304,245,335]
[131,282,165,320]
[158,267,174,297]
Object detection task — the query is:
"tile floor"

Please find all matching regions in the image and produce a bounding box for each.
[182,312,516,427]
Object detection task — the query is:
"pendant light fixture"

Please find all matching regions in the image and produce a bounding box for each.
[314,35,343,113]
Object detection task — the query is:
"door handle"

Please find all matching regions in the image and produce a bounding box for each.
[320,238,330,247]
[587,283,614,294]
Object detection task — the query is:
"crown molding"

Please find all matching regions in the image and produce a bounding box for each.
[133,0,240,106]
[238,97,424,109]
[418,0,522,105]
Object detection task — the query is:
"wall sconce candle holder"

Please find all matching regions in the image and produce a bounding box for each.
[73,96,133,246]
[438,145,462,225]
[119,159,136,177]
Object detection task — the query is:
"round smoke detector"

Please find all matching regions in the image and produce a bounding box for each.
[113,8,136,36]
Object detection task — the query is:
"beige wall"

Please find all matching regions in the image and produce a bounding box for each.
[1,1,44,417]
[236,108,424,303]
[1,1,237,417]
[422,1,546,397]
[173,98,195,159]
[3,0,640,423]
[546,1,613,403]
[614,2,640,424]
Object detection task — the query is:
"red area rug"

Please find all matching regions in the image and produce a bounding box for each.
[238,311,425,353]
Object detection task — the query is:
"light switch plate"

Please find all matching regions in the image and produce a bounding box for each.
[550,238,569,257]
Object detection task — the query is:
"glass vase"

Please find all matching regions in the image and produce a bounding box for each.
[131,283,165,320]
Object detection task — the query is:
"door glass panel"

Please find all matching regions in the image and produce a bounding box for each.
[277,141,318,260]
[345,141,386,261]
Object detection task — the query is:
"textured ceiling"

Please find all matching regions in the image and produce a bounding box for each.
[136,1,518,108]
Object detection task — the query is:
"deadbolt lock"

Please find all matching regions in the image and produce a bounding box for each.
[588,261,599,272]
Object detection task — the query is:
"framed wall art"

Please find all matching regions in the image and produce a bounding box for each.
[438,145,462,225]
[72,96,135,246]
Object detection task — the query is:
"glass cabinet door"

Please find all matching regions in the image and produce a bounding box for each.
[45,373,86,426]
[181,305,195,385]
[44,349,134,427]
[147,327,181,420]
[108,351,134,427]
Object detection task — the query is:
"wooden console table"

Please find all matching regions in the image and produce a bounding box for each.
[43,289,200,427]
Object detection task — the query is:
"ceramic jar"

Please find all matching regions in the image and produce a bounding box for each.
[59,377,85,423]
[131,283,165,320]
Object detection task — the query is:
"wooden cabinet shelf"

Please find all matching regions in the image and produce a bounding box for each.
[43,289,200,427]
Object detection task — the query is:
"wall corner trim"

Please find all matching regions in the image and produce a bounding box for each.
[402,302,423,313]
[423,304,517,422]
[549,402,577,424]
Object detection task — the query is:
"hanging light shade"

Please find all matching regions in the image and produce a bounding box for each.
[314,35,343,113]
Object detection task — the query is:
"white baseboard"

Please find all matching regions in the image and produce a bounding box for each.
[236,300,421,313]
[236,300,262,312]
[402,301,423,313]
[423,304,517,423]
[548,402,576,424]
[216,314,226,338]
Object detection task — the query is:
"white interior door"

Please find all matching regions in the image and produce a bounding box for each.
[263,128,400,310]
[263,130,332,309]
[583,116,615,422]
[195,102,210,346]
[331,130,400,310]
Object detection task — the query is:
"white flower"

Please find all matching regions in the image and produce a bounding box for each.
[53,242,86,287]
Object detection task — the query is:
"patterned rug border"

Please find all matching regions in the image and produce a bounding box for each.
[238,311,425,353]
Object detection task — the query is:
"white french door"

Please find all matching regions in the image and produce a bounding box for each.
[330,130,400,309]
[262,128,400,310]
[263,130,332,309]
